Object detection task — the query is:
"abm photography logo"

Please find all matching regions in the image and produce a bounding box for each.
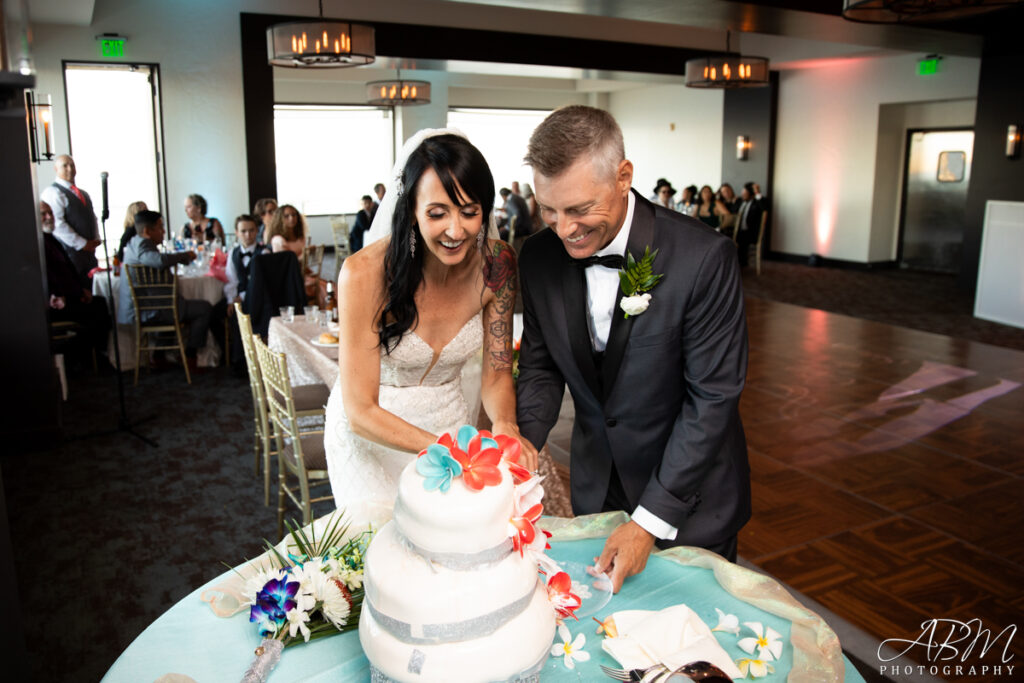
[879,618,1017,678]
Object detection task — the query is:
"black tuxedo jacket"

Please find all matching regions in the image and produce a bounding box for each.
[516,190,751,547]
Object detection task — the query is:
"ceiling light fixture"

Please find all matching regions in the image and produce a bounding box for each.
[685,31,769,89]
[267,0,374,68]
[842,0,1023,23]
[366,69,431,106]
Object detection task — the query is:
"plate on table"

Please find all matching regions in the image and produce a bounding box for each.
[310,337,339,348]
[558,560,613,618]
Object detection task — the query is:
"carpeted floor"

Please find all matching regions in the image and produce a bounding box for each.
[4,259,1023,681]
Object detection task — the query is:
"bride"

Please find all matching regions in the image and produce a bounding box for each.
[324,129,537,526]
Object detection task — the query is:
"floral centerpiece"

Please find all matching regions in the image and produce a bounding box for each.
[238,515,373,682]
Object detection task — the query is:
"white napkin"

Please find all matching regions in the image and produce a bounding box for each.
[602,604,743,679]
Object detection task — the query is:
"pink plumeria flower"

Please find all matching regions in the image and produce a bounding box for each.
[550,623,590,669]
[738,622,783,661]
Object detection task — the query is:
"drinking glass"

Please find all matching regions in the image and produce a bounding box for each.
[318,310,330,328]
[304,305,318,319]
[279,306,294,323]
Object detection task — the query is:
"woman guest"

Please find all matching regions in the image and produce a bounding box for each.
[116,200,148,263]
[323,130,537,528]
[653,178,678,211]
[678,185,698,217]
[266,204,307,259]
[696,184,730,230]
[520,182,542,234]
[181,193,225,244]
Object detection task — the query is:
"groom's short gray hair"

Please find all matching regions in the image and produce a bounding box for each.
[525,105,625,182]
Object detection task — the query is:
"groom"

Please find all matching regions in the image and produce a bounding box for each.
[516,106,750,592]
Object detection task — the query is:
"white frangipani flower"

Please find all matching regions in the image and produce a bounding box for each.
[737,622,783,662]
[737,658,775,679]
[712,607,740,634]
[549,623,590,669]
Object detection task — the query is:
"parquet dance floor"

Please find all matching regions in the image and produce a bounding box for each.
[739,298,1023,679]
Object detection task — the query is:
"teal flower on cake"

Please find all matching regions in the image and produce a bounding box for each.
[416,443,463,493]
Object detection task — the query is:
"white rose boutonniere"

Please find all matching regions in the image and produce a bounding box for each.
[618,246,664,319]
[620,293,651,316]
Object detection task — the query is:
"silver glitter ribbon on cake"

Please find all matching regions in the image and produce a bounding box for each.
[396,530,515,571]
[365,588,535,644]
[369,647,547,683]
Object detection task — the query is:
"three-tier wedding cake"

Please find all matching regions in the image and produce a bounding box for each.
[359,426,578,683]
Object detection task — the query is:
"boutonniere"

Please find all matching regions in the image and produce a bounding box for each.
[618,246,663,318]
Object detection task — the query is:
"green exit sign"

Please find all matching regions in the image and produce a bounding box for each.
[919,56,941,75]
[98,35,126,58]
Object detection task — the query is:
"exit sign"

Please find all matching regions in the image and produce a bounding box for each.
[97,34,126,58]
[918,56,941,75]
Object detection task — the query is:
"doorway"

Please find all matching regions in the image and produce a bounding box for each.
[63,62,166,242]
[898,129,974,273]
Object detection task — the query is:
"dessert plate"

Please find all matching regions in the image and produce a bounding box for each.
[559,560,613,618]
[311,337,339,347]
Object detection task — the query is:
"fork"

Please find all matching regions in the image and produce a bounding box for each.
[599,663,669,682]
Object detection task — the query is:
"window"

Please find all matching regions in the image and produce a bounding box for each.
[274,105,394,215]
[446,108,551,196]
[64,62,165,233]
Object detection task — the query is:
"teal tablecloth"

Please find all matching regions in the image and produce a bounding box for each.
[103,514,863,682]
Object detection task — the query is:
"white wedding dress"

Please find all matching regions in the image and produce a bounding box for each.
[324,312,483,530]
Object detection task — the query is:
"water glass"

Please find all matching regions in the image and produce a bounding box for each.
[304,305,318,319]
[279,306,294,323]
[318,310,330,328]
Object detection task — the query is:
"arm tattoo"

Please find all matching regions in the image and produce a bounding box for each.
[484,242,516,371]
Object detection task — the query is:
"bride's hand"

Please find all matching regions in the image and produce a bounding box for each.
[491,421,538,473]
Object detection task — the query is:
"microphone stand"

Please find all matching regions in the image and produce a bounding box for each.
[76,171,158,447]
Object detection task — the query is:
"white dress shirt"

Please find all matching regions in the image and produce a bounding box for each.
[582,191,678,542]
[224,243,260,302]
[40,178,95,250]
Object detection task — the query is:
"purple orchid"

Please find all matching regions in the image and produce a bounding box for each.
[248,575,300,637]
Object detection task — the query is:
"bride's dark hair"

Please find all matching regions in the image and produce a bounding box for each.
[380,134,495,352]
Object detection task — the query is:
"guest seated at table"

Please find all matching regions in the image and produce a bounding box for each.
[266,204,307,259]
[696,184,730,230]
[41,200,113,373]
[115,200,148,264]
[653,178,678,211]
[120,210,211,373]
[678,185,698,216]
[497,187,530,241]
[224,214,265,373]
[252,197,277,243]
[717,183,741,214]
[181,193,225,245]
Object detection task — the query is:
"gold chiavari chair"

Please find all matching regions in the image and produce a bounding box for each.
[253,334,333,538]
[235,303,329,505]
[125,264,190,385]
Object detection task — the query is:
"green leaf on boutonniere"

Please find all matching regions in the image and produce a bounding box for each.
[619,246,664,297]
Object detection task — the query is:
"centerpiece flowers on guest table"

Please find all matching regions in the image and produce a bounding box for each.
[239,516,372,683]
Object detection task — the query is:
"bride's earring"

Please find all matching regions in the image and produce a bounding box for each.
[477,229,485,250]
[410,230,416,257]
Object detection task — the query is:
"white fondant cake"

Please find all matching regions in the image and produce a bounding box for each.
[359,456,556,683]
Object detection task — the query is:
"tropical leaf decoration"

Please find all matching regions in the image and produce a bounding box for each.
[619,246,664,297]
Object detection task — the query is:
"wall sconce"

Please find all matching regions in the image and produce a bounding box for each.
[736,135,751,161]
[1007,125,1021,159]
[26,91,54,163]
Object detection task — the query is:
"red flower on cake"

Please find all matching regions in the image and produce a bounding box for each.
[509,501,546,556]
[450,433,503,491]
[546,571,582,620]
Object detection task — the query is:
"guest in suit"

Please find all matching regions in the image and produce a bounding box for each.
[350,195,374,254]
[41,200,113,371]
[734,182,766,268]
[115,200,148,264]
[517,106,750,592]
[498,187,531,242]
[224,214,265,372]
[39,155,102,287]
[119,210,211,371]
[252,197,278,243]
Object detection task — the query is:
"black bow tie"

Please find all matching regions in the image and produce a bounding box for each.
[573,254,624,269]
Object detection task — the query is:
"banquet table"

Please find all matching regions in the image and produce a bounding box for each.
[93,269,225,369]
[102,513,863,682]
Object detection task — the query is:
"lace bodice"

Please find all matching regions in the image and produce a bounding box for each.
[380,312,483,388]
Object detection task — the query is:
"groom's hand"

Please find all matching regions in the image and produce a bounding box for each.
[594,521,656,593]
